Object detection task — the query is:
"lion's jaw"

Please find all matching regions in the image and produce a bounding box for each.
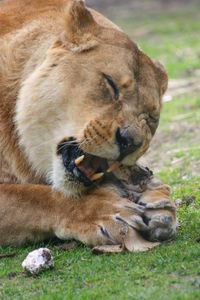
[15,0,168,197]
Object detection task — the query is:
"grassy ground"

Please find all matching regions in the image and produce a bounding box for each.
[113,4,200,79]
[0,2,200,300]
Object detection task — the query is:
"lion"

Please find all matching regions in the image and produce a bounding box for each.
[0,0,177,250]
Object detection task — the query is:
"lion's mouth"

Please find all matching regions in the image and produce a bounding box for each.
[57,140,121,186]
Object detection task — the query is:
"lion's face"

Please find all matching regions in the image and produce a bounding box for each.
[16,0,168,196]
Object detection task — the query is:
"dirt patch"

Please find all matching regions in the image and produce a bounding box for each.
[142,120,200,174]
[164,72,200,102]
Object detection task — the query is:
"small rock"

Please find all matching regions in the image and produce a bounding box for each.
[22,248,54,275]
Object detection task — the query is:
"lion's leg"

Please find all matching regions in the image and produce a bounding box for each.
[0,184,57,245]
[0,183,159,250]
[138,178,177,241]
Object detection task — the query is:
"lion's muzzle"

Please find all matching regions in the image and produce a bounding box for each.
[56,125,144,187]
[115,127,142,160]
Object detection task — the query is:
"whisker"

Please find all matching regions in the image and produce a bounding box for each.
[56,142,77,153]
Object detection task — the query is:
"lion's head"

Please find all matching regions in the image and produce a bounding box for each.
[16,0,168,196]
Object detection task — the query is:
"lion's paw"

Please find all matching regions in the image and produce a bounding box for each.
[143,209,177,241]
[138,190,177,242]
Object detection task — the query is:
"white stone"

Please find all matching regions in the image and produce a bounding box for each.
[22,248,54,275]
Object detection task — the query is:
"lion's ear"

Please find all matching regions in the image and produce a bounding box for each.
[63,0,99,51]
[154,61,168,96]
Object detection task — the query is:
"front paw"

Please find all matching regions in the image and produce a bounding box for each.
[138,189,177,241]
[54,187,159,251]
[111,167,177,242]
[77,196,149,246]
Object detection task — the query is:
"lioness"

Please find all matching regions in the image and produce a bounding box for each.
[0,0,177,250]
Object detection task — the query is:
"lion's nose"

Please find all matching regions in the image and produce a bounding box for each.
[116,127,142,157]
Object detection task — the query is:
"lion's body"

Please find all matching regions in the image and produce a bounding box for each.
[0,0,176,248]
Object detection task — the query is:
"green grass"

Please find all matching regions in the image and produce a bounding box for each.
[1,4,200,300]
[114,7,200,78]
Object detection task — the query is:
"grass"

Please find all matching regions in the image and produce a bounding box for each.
[0,3,200,300]
[113,6,200,78]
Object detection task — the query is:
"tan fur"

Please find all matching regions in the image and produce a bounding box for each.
[0,0,176,248]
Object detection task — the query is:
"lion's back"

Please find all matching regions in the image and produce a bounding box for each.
[0,0,66,37]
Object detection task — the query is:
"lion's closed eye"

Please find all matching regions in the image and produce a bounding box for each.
[103,74,119,101]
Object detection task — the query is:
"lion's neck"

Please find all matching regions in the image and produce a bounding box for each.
[0,16,63,184]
